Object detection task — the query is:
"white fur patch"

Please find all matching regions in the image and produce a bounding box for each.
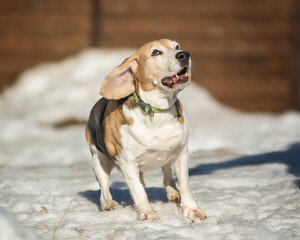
[118,103,188,172]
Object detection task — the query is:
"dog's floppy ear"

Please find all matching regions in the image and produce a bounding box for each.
[100,54,138,99]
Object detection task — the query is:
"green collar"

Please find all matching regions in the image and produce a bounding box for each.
[132,92,170,116]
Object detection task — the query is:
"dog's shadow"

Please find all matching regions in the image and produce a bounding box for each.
[79,181,168,209]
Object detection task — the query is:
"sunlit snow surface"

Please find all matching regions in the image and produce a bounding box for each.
[0,49,300,240]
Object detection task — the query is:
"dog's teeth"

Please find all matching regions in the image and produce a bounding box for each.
[186,72,189,77]
[175,74,179,79]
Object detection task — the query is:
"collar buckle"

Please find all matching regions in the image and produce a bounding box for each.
[148,105,154,117]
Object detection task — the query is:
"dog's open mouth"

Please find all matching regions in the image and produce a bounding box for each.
[161,67,189,88]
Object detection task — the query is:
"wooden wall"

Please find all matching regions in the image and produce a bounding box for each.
[0,0,91,90]
[0,0,299,112]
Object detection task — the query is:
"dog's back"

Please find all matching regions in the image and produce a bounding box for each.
[86,98,110,159]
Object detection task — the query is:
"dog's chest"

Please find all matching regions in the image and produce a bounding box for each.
[119,106,188,171]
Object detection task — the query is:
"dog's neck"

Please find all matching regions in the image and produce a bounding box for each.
[137,87,178,110]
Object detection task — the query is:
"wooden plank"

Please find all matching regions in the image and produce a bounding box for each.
[0,7,90,17]
[90,0,101,46]
[201,80,291,112]
[0,50,82,71]
[200,76,290,94]
[101,18,292,36]
[220,99,290,112]
[290,0,300,109]
[102,0,293,15]
[192,57,288,75]
[101,8,292,22]
[0,0,90,9]
[101,10,292,22]
[0,36,89,51]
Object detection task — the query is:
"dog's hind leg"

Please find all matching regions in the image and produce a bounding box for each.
[89,144,118,211]
[162,162,181,204]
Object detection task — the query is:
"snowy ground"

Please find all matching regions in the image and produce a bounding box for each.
[0,49,300,240]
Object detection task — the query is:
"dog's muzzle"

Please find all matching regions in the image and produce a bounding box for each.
[161,66,190,88]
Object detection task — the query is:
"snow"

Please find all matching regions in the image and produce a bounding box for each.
[0,49,300,240]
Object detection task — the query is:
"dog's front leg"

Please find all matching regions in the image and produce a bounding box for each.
[119,163,159,220]
[172,146,207,222]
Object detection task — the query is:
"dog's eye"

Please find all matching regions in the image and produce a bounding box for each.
[151,49,162,56]
[175,45,180,50]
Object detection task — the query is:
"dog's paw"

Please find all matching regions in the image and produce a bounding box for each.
[101,200,119,211]
[183,206,207,222]
[167,190,181,205]
[138,208,160,221]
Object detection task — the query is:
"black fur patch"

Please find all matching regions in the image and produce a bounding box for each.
[87,97,129,160]
[87,98,111,159]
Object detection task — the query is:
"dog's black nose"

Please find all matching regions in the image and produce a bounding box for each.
[176,51,190,65]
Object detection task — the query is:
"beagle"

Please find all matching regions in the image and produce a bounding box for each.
[85,39,206,221]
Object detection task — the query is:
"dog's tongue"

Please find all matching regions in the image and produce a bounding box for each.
[171,76,179,85]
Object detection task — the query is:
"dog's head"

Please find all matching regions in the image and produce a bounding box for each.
[100,39,191,100]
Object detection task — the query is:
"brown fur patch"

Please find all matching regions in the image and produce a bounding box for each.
[124,95,138,110]
[134,57,157,92]
[104,100,134,158]
[134,76,140,95]
[85,125,95,145]
[175,100,184,124]
[85,125,95,156]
